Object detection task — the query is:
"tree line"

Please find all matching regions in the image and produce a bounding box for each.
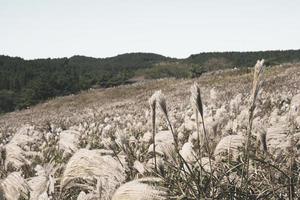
[1,49,300,114]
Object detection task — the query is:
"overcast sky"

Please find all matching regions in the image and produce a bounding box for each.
[1,0,299,59]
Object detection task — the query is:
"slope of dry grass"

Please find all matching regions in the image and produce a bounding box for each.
[0,62,300,199]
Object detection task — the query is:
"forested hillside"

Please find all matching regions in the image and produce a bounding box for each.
[0,53,167,113]
[1,49,300,114]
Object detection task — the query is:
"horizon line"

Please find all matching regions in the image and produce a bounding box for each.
[1,48,300,61]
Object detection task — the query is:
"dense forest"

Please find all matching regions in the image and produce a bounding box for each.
[1,49,300,114]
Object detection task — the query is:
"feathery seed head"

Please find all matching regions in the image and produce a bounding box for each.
[133,160,145,175]
[252,59,265,100]
[0,144,6,165]
[149,92,157,133]
[254,59,265,76]
[190,82,203,118]
[154,90,168,117]
[149,92,157,111]
[259,131,267,153]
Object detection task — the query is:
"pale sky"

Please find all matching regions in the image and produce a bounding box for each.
[0,0,299,59]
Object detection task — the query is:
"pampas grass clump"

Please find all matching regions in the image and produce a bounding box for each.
[112,177,167,200]
[214,135,244,161]
[59,129,81,155]
[147,130,174,156]
[0,171,30,200]
[4,142,31,171]
[61,148,125,199]
[28,164,56,200]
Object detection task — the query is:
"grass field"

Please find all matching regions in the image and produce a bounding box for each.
[0,62,300,199]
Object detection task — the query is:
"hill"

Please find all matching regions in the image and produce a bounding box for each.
[1,49,300,113]
[0,62,300,199]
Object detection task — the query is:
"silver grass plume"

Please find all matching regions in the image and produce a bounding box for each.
[112,177,167,200]
[133,160,146,175]
[258,131,267,154]
[251,59,265,103]
[59,129,81,156]
[155,90,168,119]
[190,83,204,118]
[77,191,88,200]
[76,191,99,200]
[0,172,30,200]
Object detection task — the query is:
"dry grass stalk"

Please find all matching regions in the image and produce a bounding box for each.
[0,144,6,176]
[288,120,297,200]
[190,83,210,153]
[288,136,296,200]
[242,59,265,193]
[149,92,157,171]
[153,90,178,152]
[190,82,215,197]
[190,83,204,189]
